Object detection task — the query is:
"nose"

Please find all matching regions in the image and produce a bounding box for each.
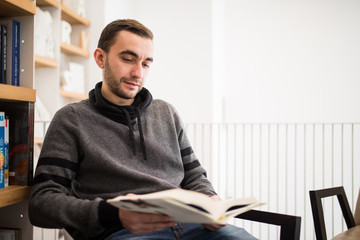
[130,62,144,79]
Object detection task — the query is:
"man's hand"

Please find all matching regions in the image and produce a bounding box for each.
[203,195,226,231]
[118,208,177,235]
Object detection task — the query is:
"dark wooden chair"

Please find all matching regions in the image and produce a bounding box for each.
[236,210,301,240]
[309,186,360,240]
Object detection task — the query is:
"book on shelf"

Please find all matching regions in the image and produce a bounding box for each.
[107,188,264,224]
[0,102,34,186]
[0,20,20,86]
[0,25,2,84]
[10,103,34,186]
[0,112,4,188]
[0,24,7,84]
[5,116,9,187]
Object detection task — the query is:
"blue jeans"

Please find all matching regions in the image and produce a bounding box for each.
[105,223,258,240]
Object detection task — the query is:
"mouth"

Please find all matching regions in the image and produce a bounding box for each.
[124,81,139,88]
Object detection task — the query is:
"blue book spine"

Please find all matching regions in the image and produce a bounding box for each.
[5,117,9,187]
[0,112,5,189]
[12,21,19,86]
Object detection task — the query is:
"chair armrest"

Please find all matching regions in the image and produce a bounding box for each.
[309,186,356,240]
[236,210,301,240]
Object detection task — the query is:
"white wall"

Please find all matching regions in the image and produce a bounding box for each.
[104,0,214,123]
[100,0,360,124]
[87,0,106,90]
[223,0,360,123]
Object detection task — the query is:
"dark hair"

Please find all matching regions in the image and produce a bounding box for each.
[97,19,153,53]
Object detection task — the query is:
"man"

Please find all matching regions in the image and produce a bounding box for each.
[29,19,257,240]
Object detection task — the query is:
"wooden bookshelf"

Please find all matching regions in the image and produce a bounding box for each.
[35,55,59,68]
[0,0,36,17]
[36,0,60,8]
[60,42,90,57]
[59,89,87,100]
[0,84,36,102]
[0,0,36,239]
[0,186,31,208]
[61,3,90,26]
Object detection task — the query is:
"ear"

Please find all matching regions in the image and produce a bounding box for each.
[94,48,106,69]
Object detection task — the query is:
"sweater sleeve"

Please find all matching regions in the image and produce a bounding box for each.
[28,105,122,238]
[168,104,217,196]
[178,129,217,196]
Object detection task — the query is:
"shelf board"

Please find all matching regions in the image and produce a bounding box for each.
[60,89,87,100]
[35,55,59,68]
[0,186,31,208]
[0,84,36,102]
[60,42,90,57]
[0,0,36,17]
[36,0,60,8]
[61,3,90,26]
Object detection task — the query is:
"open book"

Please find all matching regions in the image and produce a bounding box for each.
[107,188,264,224]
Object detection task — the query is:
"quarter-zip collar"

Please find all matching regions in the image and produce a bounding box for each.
[89,82,152,160]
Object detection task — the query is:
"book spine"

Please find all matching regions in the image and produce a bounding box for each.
[28,103,34,186]
[0,25,2,84]
[12,21,19,86]
[0,25,4,84]
[5,117,9,187]
[0,112,5,189]
[2,25,7,85]
[7,102,33,186]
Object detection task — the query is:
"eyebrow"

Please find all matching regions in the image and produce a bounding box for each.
[120,50,153,62]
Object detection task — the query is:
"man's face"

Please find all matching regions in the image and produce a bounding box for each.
[101,31,153,105]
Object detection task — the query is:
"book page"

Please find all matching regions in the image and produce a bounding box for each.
[109,189,218,214]
[107,188,260,223]
[109,197,223,224]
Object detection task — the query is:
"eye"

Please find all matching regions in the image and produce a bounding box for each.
[122,57,133,62]
[143,61,152,68]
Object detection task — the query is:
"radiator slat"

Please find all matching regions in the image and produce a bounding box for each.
[185,123,360,240]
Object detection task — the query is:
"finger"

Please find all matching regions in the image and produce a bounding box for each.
[119,209,176,235]
[130,221,177,235]
[120,208,173,222]
[203,223,225,231]
[142,212,174,223]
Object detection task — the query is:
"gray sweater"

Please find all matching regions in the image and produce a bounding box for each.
[29,86,216,239]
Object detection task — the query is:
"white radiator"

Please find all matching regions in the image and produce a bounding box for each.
[185,123,360,239]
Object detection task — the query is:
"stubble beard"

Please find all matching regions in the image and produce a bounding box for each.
[104,58,141,100]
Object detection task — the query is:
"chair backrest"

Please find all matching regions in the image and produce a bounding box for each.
[309,186,356,240]
[236,210,301,240]
[355,188,360,226]
[63,229,74,240]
